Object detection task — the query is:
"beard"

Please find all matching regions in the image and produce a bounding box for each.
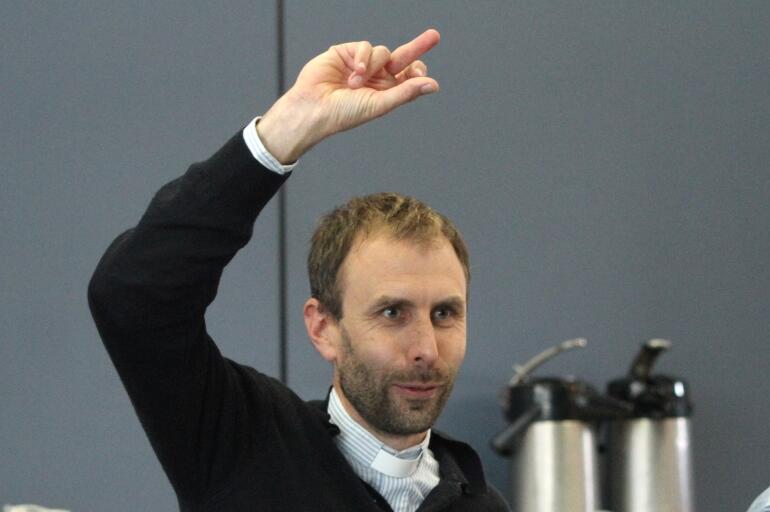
[336,327,457,436]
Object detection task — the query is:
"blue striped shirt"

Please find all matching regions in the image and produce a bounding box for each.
[327,388,440,512]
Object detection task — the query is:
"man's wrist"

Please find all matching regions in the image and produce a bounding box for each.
[257,90,326,164]
[243,117,298,175]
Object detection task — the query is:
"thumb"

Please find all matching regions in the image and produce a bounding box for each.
[372,77,439,117]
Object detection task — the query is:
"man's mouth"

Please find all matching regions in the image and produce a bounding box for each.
[392,383,440,399]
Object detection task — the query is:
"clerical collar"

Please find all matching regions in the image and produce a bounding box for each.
[327,387,431,478]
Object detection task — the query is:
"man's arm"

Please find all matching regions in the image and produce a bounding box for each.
[87,30,440,502]
[88,136,288,501]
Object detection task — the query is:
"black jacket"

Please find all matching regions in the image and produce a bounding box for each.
[88,131,509,511]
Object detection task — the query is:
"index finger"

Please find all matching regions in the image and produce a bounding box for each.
[385,28,440,76]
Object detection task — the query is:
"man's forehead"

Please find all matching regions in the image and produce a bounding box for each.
[348,228,449,256]
[341,232,466,295]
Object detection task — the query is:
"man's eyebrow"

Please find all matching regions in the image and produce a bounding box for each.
[434,296,466,312]
[366,295,466,312]
[367,296,414,312]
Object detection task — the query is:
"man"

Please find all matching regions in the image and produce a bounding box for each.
[88,29,509,511]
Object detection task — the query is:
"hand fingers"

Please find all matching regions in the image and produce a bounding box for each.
[373,77,439,118]
[352,41,371,76]
[386,28,440,76]
[399,60,428,81]
[349,45,391,88]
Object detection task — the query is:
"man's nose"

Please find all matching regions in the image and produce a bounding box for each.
[407,316,439,367]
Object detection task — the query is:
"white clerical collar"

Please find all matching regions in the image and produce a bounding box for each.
[370,444,424,477]
[327,387,431,478]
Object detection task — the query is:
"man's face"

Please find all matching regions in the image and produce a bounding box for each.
[331,232,467,440]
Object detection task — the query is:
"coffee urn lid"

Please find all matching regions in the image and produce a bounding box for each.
[607,375,692,418]
[607,339,694,418]
[507,377,631,421]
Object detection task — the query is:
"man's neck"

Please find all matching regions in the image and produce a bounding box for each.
[332,383,427,451]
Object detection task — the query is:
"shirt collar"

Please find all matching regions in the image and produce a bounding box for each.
[327,387,431,478]
[309,389,488,496]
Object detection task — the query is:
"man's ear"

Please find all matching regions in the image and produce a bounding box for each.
[304,297,339,363]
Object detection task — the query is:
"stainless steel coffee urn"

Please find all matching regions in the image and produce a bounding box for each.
[492,339,630,512]
[604,339,695,512]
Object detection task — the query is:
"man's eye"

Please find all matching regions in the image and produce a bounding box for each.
[432,307,452,321]
[382,307,401,319]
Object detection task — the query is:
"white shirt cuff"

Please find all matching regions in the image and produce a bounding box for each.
[242,116,298,175]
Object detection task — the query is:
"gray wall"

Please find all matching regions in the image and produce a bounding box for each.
[2,2,768,511]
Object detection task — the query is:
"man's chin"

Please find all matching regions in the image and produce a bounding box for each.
[385,390,446,432]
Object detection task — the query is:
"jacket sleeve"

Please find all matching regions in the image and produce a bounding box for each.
[87,131,289,501]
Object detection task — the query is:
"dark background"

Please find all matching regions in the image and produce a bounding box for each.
[2,2,768,510]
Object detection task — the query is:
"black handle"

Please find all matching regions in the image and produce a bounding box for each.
[629,339,671,380]
[490,404,540,456]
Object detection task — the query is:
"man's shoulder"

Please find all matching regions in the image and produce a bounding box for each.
[224,359,338,435]
[429,429,485,491]
[429,429,510,510]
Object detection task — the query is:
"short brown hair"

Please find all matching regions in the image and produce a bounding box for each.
[308,192,470,319]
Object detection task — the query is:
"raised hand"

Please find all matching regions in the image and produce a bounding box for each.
[257,29,441,163]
